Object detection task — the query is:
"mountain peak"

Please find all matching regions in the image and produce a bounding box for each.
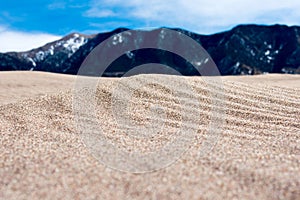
[1,25,300,75]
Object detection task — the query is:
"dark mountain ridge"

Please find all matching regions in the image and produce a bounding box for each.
[1,24,300,76]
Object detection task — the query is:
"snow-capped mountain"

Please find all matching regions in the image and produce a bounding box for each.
[1,25,300,76]
[1,32,94,72]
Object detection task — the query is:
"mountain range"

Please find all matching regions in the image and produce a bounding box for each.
[1,24,300,76]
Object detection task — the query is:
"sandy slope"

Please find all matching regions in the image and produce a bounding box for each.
[0,71,75,105]
[223,73,300,89]
[0,71,299,200]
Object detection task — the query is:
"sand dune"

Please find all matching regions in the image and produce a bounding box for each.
[0,71,299,199]
[0,71,75,105]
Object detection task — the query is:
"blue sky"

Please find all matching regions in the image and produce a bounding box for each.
[1,0,300,52]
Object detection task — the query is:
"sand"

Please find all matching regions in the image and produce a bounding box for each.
[0,71,75,105]
[0,71,299,199]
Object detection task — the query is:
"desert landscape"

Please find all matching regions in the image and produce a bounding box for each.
[0,71,299,199]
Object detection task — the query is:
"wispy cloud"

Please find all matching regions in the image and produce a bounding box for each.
[0,11,23,23]
[47,1,87,10]
[84,8,117,18]
[0,25,61,52]
[84,0,300,33]
[47,1,66,10]
[89,21,129,29]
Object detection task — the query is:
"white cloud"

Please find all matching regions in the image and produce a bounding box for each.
[0,26,61,52]
[86,0,300,33]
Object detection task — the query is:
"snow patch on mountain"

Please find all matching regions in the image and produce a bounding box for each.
[49,45,54,55]
[112,34,123,45]
[126,51,134,59]
[20,33,88,66]
[62,34,87,57]
[265,50,270,55]
[27,57,36,67]
[35,51,45,61]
